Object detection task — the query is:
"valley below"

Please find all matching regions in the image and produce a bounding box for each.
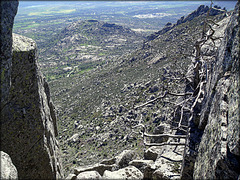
[12,1,239,178]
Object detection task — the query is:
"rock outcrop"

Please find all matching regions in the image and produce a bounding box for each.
[0,0,18,127]
[0,1,63,179]
[181,2,239,179]
[193,2,239,179]
[67,141,185,180]
[76,170,101,179]
[103,166,144,179]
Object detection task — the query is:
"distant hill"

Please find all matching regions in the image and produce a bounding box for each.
[45,19,144,50]
[40,20,144,81]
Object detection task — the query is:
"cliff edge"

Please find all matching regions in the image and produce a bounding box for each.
[0,1,62,179]
[193,2,239,179]
[181,2,239,179]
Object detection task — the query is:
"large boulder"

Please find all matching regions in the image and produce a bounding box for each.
[153,169,179,180]
[76,171,101,179]
[115,150,137,169]
[74,163,114,176]
[153,151,183,179]
[66,173,77,180]
[129,159,156,179]
[0,151,18,179]
[144,147,159,161]
[103,166,144,179]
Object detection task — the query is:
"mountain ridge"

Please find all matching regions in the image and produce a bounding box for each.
[147,4,225,41]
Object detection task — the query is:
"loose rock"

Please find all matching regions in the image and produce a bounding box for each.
[103,166,144,179]
[76,171,101,179]
[116,150,138,169]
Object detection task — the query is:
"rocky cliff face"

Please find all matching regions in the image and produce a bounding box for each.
[193,2,239,179]
[0,1,62,179]
[0,0,18,126]
[181,2,239,179]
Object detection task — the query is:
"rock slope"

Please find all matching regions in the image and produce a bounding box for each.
[48,4,228,175]
[0,1,63,179]
[0,0,18,129]
[64,3,239,179]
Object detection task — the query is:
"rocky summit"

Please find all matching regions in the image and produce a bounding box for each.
[0,1,239,180]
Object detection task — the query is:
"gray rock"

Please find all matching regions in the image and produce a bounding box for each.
[115,150,137,169]
[154,151,183,179]
[66,173,77,180]
[0,151,18,179]
[67,133,80,144]
[152,169,168,180]
[76,171,101,179]
[0,0,18,116]
[152,169,180,180]
[194,4,239,180]
[129,160,156,179]
[74,163,114,176]
[144,148,158,161]
[129,160,155,169]
[182,2,240,179]
[151,123,171,143]
[102,170,123,179]
[100,157,116,165]
[0,29,63,179]
[153,151,183,180]
[103,166,144,179]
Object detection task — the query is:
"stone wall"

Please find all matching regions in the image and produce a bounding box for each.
[0,1,63,179]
